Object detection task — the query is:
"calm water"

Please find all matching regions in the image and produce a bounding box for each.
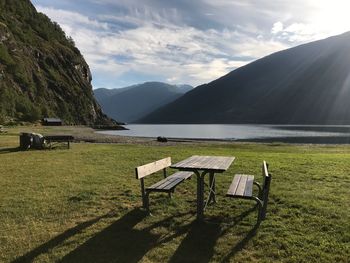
[97,124,350,143]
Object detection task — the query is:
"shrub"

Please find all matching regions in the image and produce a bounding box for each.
[0,44,14,65]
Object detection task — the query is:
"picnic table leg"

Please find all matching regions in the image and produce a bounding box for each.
[163,168,171,199]
[196,170,207,220]
[208,172,216,204]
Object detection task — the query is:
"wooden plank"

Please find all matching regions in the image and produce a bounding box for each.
[263,161,269,177]
[171,155,235,171]
[213,157,227,170]
[222,157,235,169]
[227,174,242,196]
[147,177,183,191]
[147,177,173,190]
[156,177,178,190]
[172,155,197,168]
[163,177,184,190]
[187,155,207,168]
[244,175,254,197]
[170,171,193,179]
[136,157,171,179]
[236,175,248,196]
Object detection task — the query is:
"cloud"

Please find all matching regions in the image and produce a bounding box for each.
[271,22,283,34]
[33,0,350,89]
[37,4,279,87]
[36,6,109,31]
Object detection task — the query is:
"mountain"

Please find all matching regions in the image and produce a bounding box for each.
[175,84,193,93]
[0,0,118,126]
[139,32,350,124]
[93,86,134,103]
[94,82,193,123]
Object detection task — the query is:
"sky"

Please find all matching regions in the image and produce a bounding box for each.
[31,0,350,89]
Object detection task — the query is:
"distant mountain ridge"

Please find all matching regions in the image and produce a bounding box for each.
[139,32,350,124]
[94,86,134,102]
[0,0,117,125]
[94,82,192,123]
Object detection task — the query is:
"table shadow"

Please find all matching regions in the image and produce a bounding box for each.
[59,210,193,263]
[12,210,119,263]
[168,220,221,263]
[12,205,260,263]
[169,205,259,263]
[0,147,21,155]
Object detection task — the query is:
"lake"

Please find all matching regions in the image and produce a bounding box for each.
[97,124,350,143]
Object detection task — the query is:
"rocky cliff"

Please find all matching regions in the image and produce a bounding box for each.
[0,0,117,125]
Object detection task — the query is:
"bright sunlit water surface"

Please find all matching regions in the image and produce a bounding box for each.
[97,124,350,143]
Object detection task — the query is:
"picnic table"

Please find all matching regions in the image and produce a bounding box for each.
[0,125,7,133]
[171,155,235,220]
[44,135,74,149]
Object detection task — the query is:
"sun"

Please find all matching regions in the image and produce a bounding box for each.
[310,0,350,36]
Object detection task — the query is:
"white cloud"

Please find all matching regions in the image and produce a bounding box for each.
[271,22,283,34]
[34,1,350,88]
[36,6,109,32]
[37,4,280,87]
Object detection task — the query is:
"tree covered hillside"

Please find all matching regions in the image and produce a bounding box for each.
[0,0,115,125]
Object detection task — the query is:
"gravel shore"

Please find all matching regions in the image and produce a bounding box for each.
[11,125,227,146]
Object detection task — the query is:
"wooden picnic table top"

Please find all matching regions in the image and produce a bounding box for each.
[170,155,235,172]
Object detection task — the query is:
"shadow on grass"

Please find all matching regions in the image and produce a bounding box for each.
[168,220,221,263]
[0,147,21,154]
[220,223,259,263]
[12,210,119,263]
[12,205,260,263]
[60,209,193,263]
[220,205,261,263]
[169,205,259,263]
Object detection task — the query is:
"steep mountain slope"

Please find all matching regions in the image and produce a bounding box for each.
[0,0,116,125]
[95,82,192,123]
[140,32,350,124]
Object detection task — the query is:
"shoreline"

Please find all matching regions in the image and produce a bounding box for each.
[85,133,350,146]
[3,125,350,146]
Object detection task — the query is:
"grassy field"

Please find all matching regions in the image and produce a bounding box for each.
[0,127,349,262]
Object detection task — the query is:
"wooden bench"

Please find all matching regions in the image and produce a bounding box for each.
[135,157,193,213]
[226,161,271,222]
[44,135,74,149]
[0,125,7,133]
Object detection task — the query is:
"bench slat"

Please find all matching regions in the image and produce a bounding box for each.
[236,175,248,196]
[147,177,183,191]
[146,171,193,191]
[227,174,241,196]
[146,176,173,190]
[154,177,178,190]
[244,175,254,196]
[170,171,193,180]
[136,157,171,179]
[162,177,184,191]
[227,174,254,197]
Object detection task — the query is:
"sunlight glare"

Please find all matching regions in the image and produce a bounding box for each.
[310,0,350,36]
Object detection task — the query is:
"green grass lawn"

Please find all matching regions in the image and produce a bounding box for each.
[0,128,349,262]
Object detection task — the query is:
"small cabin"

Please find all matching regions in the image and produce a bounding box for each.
[42,118,63,126]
